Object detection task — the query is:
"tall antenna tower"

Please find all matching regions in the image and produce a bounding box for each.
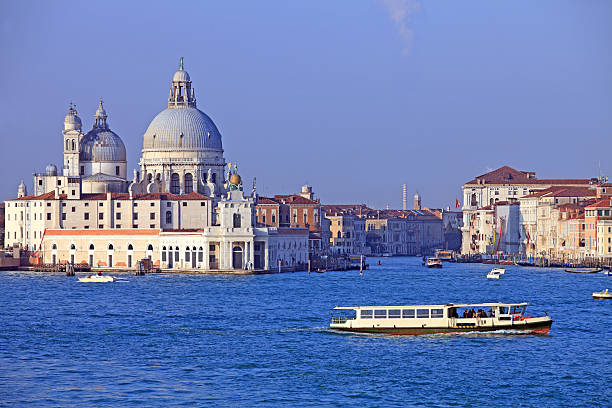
[402,183,407,210]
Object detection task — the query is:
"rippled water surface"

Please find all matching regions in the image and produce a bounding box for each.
[1,257,610,407]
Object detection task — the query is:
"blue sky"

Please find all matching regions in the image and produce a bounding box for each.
[1,0,610,209]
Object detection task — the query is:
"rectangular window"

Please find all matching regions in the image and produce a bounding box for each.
[99,225,103,228]
[150,212,155,220]
[185,251,190,261]
[46,213,51,220]
[134,203,138,207]
[150,224,155,228]
[374,310,387,319]
[162,252,166,262]
[133,224,138,228]
[133,213,138,220]
[99,213,104,220]
[117,202,121,208]
[431,309,444,318]
[116,224,121,228]
[84,213,89,220]
[84,202,89,207]
[71,206,75,212]
[47,203,51,207]
[99,202,103,206]
[115,166,120,176]
[201,202,205,206]
[150,202,155,207]
[209,244,215,251]
[80,166,84,175]
[417,309,429,319]
[360,310,373,319]
[116,212,121,220]
[62,213,66,220]
[182,202,187,206]
[167,202,171,207]
[388,309,401,318]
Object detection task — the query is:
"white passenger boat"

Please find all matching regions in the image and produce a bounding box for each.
[330,302,552,335]
[78,274,117,283]
[592,289,611,299]
[486,268,504,279]
[426,258,443,268]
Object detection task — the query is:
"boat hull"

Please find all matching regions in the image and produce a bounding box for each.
[331,319,552,335]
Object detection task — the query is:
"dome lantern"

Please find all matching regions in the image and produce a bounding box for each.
[168,57,196,109]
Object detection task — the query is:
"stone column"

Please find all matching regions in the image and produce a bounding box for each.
[264,240,269,270]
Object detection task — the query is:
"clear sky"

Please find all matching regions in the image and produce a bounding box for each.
[1,0,610,209]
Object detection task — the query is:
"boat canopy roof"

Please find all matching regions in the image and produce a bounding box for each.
[333,302,529,310]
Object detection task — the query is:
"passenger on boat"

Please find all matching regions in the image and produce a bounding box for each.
[488,308,495,317]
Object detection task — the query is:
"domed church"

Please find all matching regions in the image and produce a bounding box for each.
[33,99,128,196]
[6,59,310,272]
[130,58,226,198]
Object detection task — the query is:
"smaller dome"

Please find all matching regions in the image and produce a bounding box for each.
[173,69,190,83]
[45,164,58,176]
[230,174,242,185]
[64,106,82,131]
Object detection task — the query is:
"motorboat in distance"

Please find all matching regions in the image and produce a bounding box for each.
[487,268,505,279]
[592,289,611,299]
[330,302,552,335]
[426,258,443,268]
[564,268,602,274]
[78,274,117,283]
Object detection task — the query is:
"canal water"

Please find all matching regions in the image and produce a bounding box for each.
[0,257,609,407]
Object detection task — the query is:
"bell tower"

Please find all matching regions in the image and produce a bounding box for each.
[62,103,83,177]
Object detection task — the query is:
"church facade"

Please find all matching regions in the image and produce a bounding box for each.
[4,60,309,271]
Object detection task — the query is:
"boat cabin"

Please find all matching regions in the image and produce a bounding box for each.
[331,303,530,325]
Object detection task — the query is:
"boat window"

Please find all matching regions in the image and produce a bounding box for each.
[388,309,401,318]
[431,309,444,318]
[499,306,509,314]
[374,310,387,319]
[402,309,415,318]
[360,310,373,319]
[417,309,429,319]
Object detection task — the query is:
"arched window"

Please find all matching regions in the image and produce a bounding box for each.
[233,213,241,228]
[71,140,76,150]
[89,244,94,250]
[170,173,180,194]
[65,140,69,150]
[166,211,172,224]
[128,244,133,251]
[147,244,153,251]
[108,244,114,250]
[70,244,76,250]
[156,173,161,181]
[202,171,207,182]
[147,173,153,182]
[337,231,341,238]
[184,173,193,194]
[162,246,167,251]
[52,244,57,250]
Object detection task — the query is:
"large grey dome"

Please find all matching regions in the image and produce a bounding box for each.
[80,128,126,162]
[142,107,223,152]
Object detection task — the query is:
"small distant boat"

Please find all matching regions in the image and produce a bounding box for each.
[564,268,602,274]
[487,268,504,279]
[382,253,392,258]
[426,258,443,268]
[592,289,611,299]
[603,270,612,276]
[78,274,117,283]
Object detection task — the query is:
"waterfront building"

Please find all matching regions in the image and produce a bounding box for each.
[585,199,612,258]
[255,185,327,256]
[461,166,595,255]
[4,60,309,271]
[324,210,367,255]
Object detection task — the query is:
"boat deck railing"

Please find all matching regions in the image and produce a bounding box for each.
[331,316,353,324]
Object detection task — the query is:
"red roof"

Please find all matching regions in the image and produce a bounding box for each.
[464,166,592,187]
[520,186,597,199]
[586,199,612,208]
